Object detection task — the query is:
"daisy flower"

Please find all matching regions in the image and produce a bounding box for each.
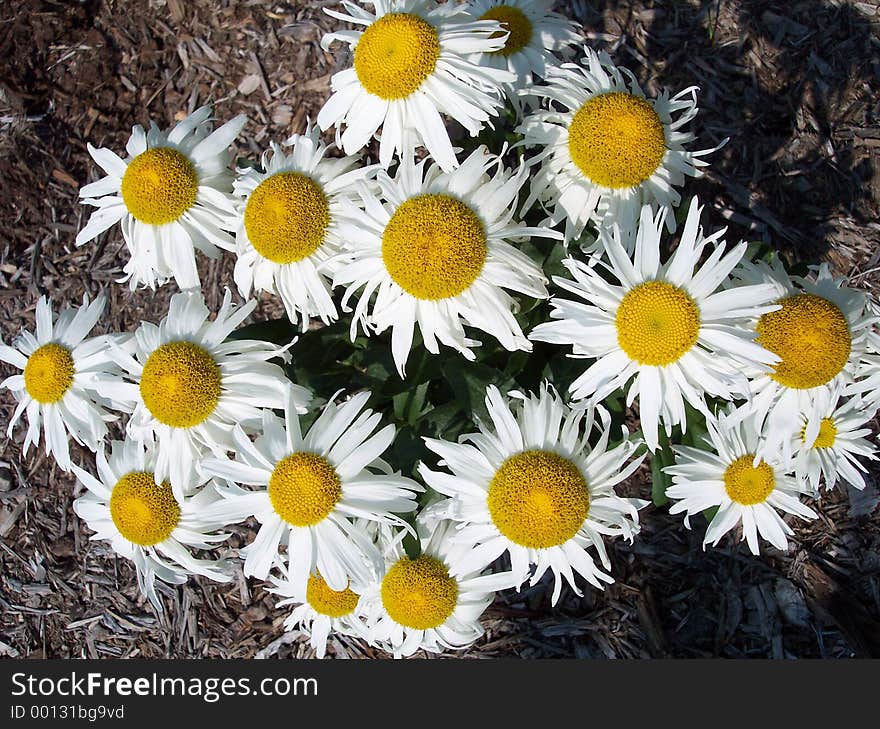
[200,391,422,591]
[419,384,647,606]
[518,47,720,244]
[105,290,309,497]
[362,519,519,657]
[318,0,515,171]
[847,304,880,409]
[333,147,553,376]
[76,105,246,290]
[269,564,371,659]
[664,405,817,556]
[530,200,780,452]
[72,438,233,610]
[794,388,877,493]
[733,256,874,461]
[466,0,580,92]
[232,124,378,330]
[0,294,121,470]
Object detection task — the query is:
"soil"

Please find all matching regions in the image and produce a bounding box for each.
[1,0,879,659]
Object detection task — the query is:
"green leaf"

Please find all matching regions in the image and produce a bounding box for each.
[386,425,425,478]
[650,432,676,507]
[422,400,467,440]
[681,401,709,448]
[441,358,507,421]
[650,454,669,507]
[393,381,431,426]
[235,156,260,171]
[673,195,695,232]
[541,345,589,395]
[228,317,298,345]
[401,520,421,560]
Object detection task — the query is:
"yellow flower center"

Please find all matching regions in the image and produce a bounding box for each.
[243,172,330,264]
[615,281,701,366]
[382,193,487,300]
[487,449,589,549]
[23,343,75,404]
[268,453,341,527]
[380,555,459,630]
[756,294,851,390]
[139,341,221,429]
[306,573,360,618]
[481,6,533,56]
[802,417,837,449]
[109,472,181,546]
[120,147,198,225]
[568,92,666,189]
[354,13,440,100]
[723,455,775,506]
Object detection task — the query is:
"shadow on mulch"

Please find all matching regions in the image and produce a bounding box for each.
[577,0,880,268]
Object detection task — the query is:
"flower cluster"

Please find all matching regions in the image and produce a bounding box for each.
[2,0,878,659]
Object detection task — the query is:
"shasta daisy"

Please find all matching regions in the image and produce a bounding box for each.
[1,294,122,471]
[318,0,515,171]
[76,105,246,290]
[333,147,553,376]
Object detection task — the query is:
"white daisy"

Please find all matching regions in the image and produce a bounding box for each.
[419,384,647,606]
[665,405,817,556]
[530,200,780,452]
[333,147,553,376]
[76,105,247,290]
[269,564,371,659]
[0,294,121,471]
[362,518,518,657]
[518,47,721,244]
[72,438,233,610]
[794,388,877,493]
[104,289,309,497]
[199,390,422,591]
[318,0,515,171]
[732,256,874,461]
[466,0,580,92]
[847,302,880,409]
[232,124,378,330]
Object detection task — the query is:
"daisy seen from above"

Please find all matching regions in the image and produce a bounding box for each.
[732,256,874,461]
[518,47,721,245]
[72,438,233,609]
[362,518,519,657]
[76,105,246,290]
[530,199,780,452]
[232,124,378,330]
[104,289,309,498]
[0,293,121,471]
[333,146,553,376]
[318,0,515,171]
[465,0,580,93]
[664,404,817,556]
[269,562,372,659]
[793,387,877,494]
[419,384,647,605]
[200,391,422,591]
